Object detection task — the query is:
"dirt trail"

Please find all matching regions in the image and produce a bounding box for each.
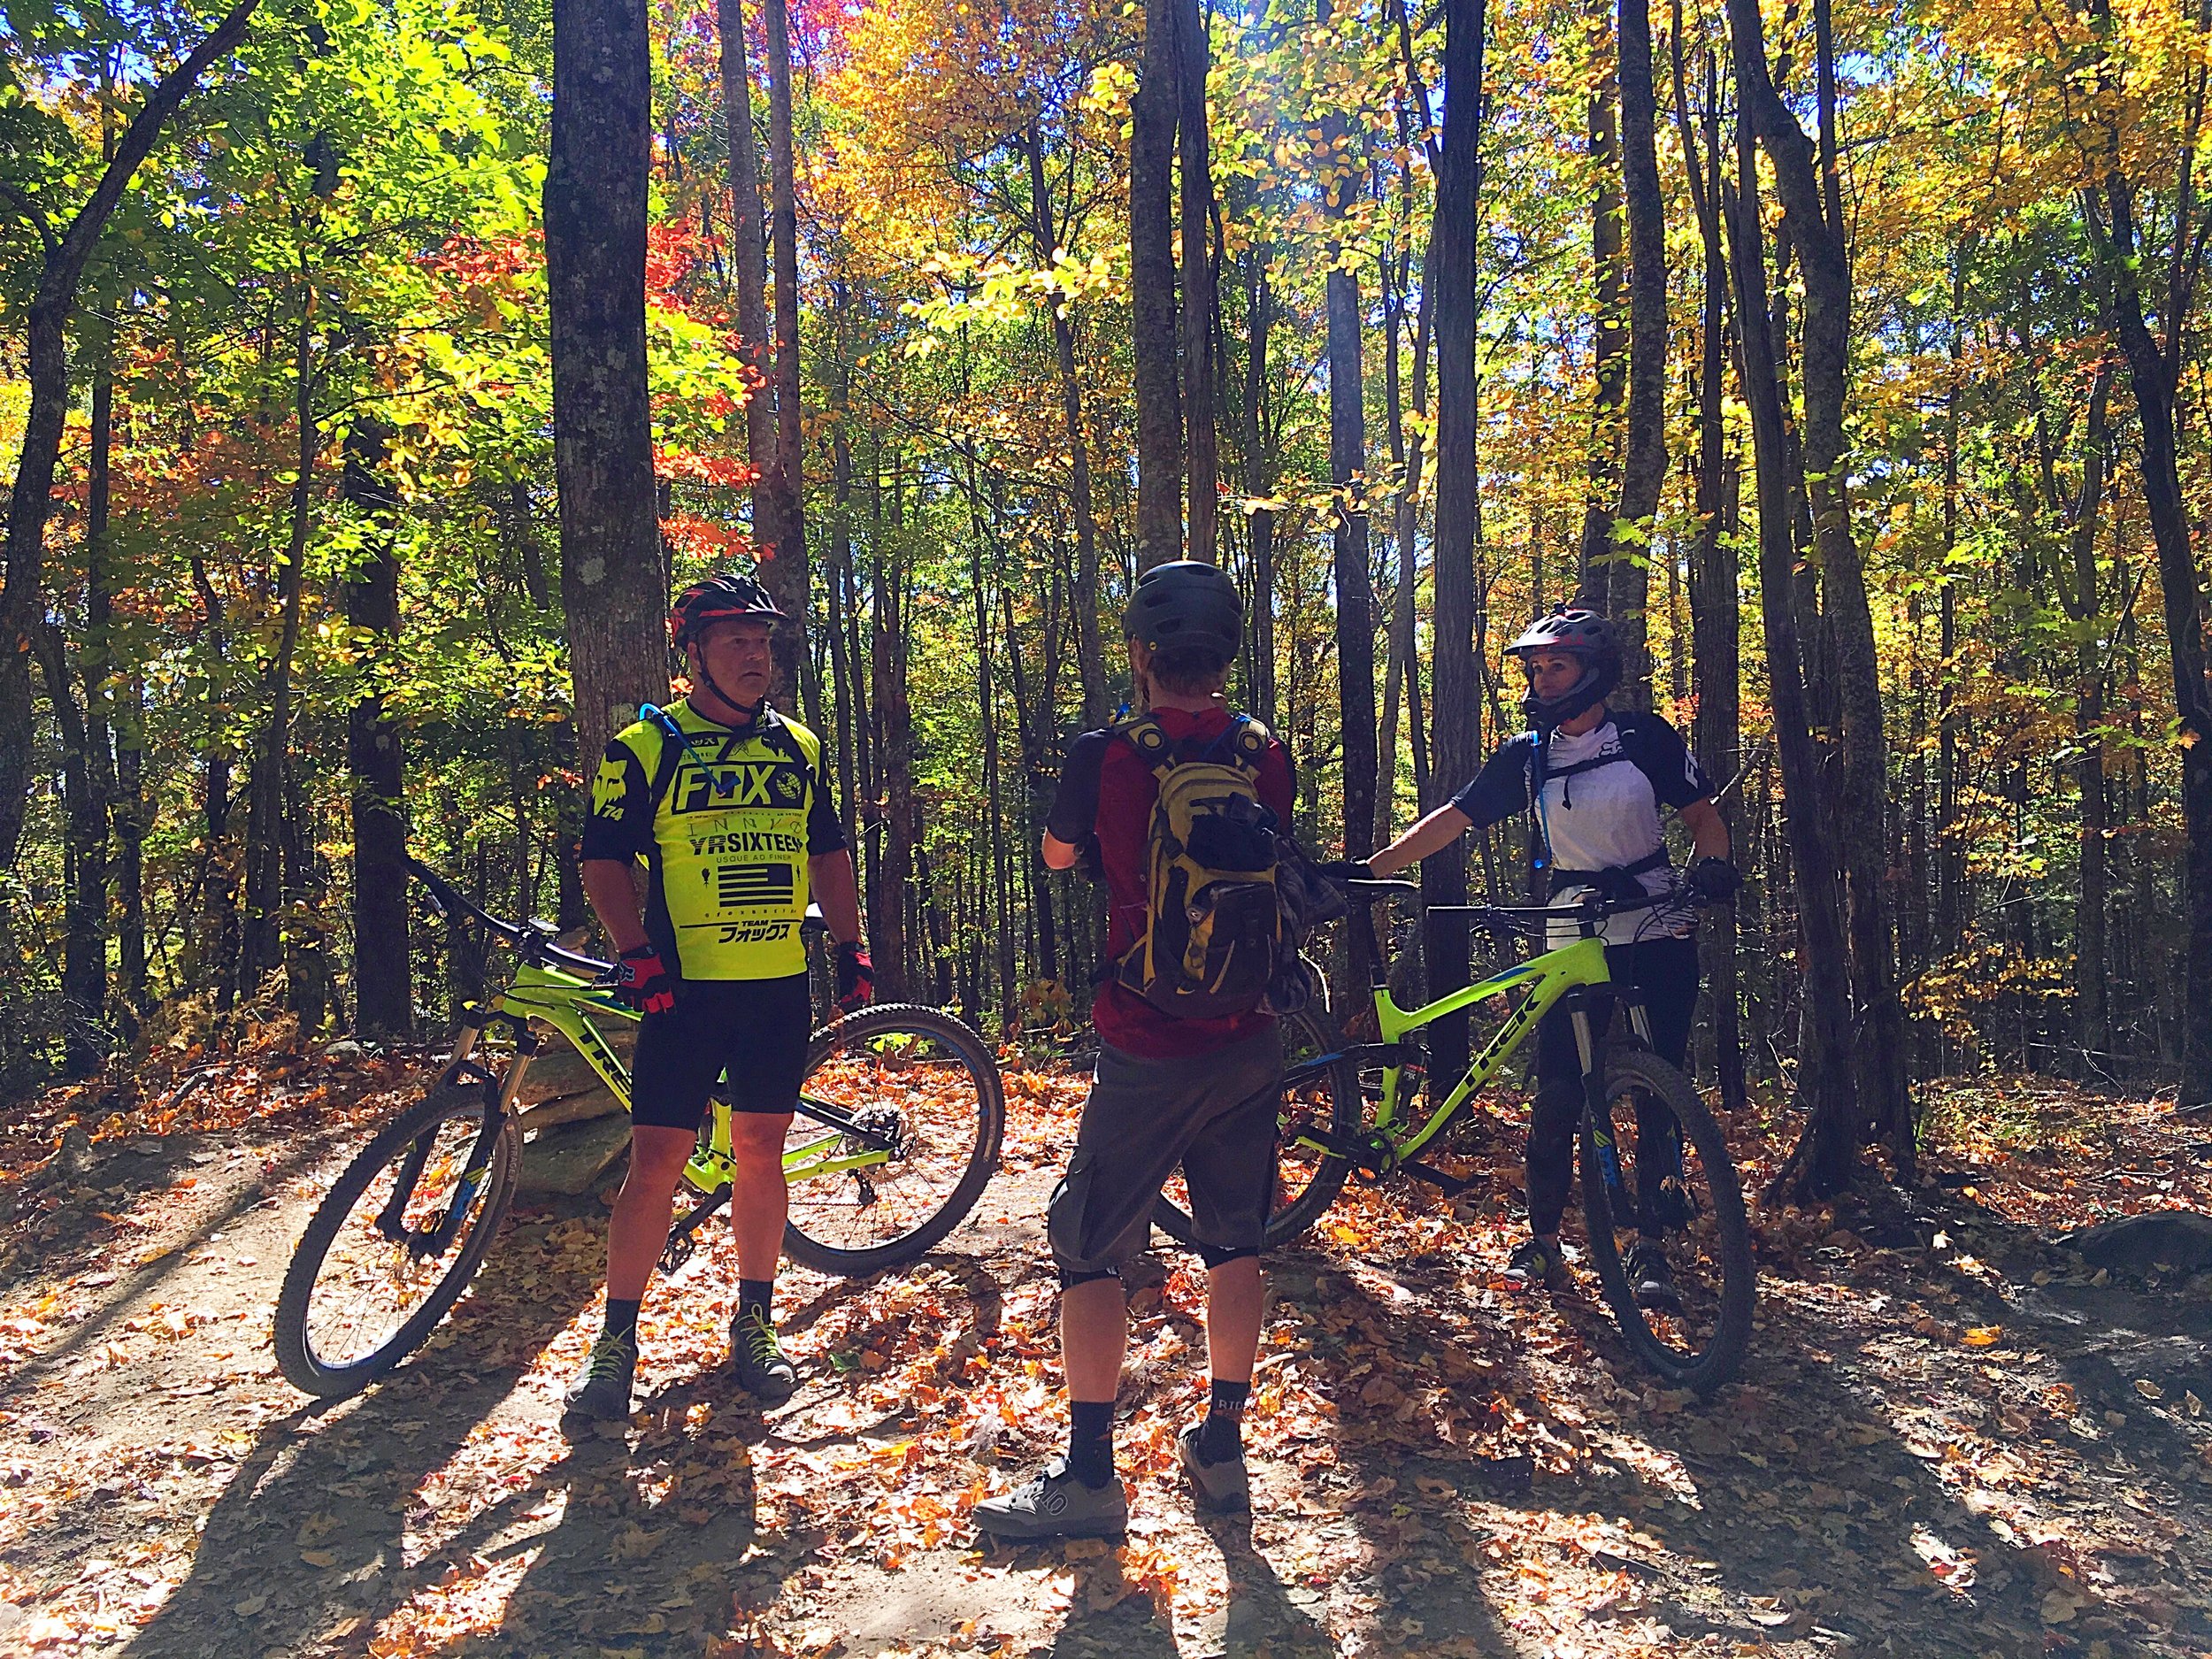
[0,1064,2207,1658]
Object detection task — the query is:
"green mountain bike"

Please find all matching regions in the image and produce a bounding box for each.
[274,858,1003,1402]
[1155,877,1754,1394]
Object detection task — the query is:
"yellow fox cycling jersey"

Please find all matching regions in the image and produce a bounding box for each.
[580,701,847,980]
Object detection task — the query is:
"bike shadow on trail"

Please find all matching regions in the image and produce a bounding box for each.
[117,1215,600,1659]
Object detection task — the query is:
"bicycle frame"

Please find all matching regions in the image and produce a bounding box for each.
[472,959,899,1199]
[1288,913,1660,1177]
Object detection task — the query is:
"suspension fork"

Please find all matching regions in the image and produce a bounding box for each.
[376,1015,538,1254]
[1568,992,1631,1207]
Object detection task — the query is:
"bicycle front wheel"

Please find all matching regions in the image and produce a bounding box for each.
[780,1004,1004,1275]
[1578,1048,1755,1395]
[273,1082,520,1400]
[1152,1002,1361,1254]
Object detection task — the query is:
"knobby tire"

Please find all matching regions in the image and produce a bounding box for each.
[273,1082,520,1401]
[1578,1048,1755,1394]
[780,1003,1004,1275]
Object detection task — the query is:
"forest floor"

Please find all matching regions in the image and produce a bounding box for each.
[0,1041,2207,1659]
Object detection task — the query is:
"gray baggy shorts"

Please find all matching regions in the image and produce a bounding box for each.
[1046,1024,1283,1275]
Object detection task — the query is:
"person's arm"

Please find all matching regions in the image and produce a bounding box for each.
[581,859,650,954]
[809,849,864,945]
[1678,797,1730,862]
[1041,730,1107,873]
[1368,803,1475,877]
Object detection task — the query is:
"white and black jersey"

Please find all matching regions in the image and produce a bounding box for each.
[1449,710,1713,945]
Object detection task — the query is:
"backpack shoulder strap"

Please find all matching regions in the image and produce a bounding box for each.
[637,705,693,820]
[1115,712,1177,780]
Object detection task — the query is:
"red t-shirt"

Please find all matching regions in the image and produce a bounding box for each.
[1047,707,1297,1059]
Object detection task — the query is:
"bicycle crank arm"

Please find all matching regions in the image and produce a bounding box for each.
[660,1182,733,1274]
[1397,1158,1474,1197]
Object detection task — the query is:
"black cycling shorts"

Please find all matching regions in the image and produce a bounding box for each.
[628,972,813,1131]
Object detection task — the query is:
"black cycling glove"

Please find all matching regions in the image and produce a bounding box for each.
[1688,856,1742,902]
[1317,858,1374,886]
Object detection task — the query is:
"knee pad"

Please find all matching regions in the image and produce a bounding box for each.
[1057,1265,1121,1290]
[1196,1242,1259,1271]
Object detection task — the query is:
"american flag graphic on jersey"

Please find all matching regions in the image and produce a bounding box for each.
[716,863,795,908]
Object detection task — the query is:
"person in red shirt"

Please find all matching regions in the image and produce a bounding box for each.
[974,563,1294,1540]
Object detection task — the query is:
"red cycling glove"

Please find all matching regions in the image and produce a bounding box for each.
[615,943,676,1015]
[833,941,874,1014]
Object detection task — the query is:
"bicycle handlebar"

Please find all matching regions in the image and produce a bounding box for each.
[1327,869,1712,964]
[404,855,614,979]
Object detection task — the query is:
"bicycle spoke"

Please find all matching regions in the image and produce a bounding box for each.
[785,1020,990,1259]
[300,1113,501,1372]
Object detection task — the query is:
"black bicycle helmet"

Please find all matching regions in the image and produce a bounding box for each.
[1506,606,1621,730]
[670,572,786,650]
[1122,559,1242,662]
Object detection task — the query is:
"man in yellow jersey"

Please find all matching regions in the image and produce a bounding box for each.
[564,572,871,1425]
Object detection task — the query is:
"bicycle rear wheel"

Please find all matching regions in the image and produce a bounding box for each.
[273,1082,520,1400]
[1152,1003,1360,1253]
[1578,1048,1754,1394]
[780,1004,1004,1275]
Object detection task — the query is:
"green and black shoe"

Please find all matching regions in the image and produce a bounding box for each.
[562,1331,639,1426]
[730,1307,798,1405]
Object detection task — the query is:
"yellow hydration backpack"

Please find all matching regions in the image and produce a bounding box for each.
[1113,714,1286,1019]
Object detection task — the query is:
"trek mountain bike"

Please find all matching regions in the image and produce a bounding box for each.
[1155,877,1754,1394]
[273,857,1004,1402]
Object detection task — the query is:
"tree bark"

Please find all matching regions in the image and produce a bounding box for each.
[1131,0,1185,568]
[342,420,413,1039]
[1609,0,1666,705]
[1723,54,1860,1200]
[718,0,788,574]
[1176,0,1219,564]
[2091,170,2212,1103]
[549,0,669,771]
[0,0,260,868]
[1425,0,1487,1074]
[1241,246,1278,721]
[760,0,811,706]
[1025,126,1108,718]
[1673,20,1743,1111]
[1574,0,1626,612]
[1733,0,1912,1172]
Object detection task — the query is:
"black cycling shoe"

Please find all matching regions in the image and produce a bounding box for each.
[563,1331,639,1425]
[1502,1236,1569,1291]
[1624,1241,1683,1313]
[730,1308,798,1405]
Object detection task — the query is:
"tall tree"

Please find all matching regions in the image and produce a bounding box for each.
[1131,0,1185,570]
[1176,0,1219,565]
[1425,0,1487,1074]
[1732,0,1913,1170]
[760,0,811,708]
[342,421,411,1039]
[0,0,261,869]
[1607,0,1665,703]
[719,0,788,579]
[548,0,669,770]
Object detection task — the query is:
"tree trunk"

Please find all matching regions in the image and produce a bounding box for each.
[1241,247,1278,721]
[869,453,916,997]
[1609,0,1666,705]
[242,303,316,994]
[1673,20,1743,1111]
[0,0,260,868]
[342,420,413,1039]
[1026,126,1109,719]
[718,0,789,575]
[1425,0,1487,1075]
[1574,0,1626,612]
[549,0,669,771]
[1320,0,1375,859]
[1734,0,1912,1173]
[1176,0,1219,564]
[760,0,811,707]
[2093,171,2212,1104]
[37,624,105,1075]
[1722,50,1861,1200]
[1131,0,1184,569]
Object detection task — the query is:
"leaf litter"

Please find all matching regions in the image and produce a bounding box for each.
[0,1053,2203,1656]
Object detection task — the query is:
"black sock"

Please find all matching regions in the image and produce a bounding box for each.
[1196,1378,1249,1464]
[1067,1399,1116,1487]
[738,1279,774,1325]
[603,1298,641,1343]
